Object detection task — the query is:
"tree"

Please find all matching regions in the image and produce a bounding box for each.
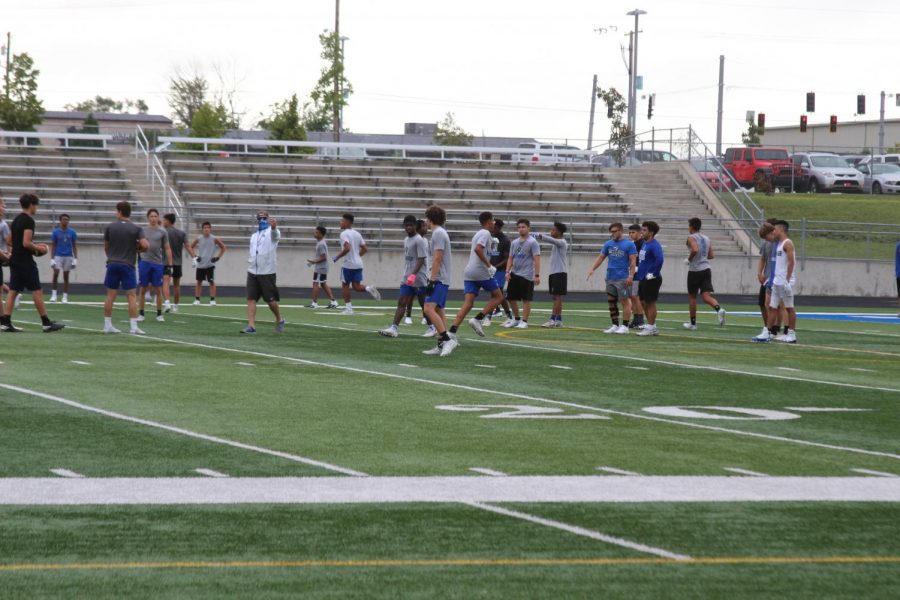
[597,87,631,166]
[70,113,103,148]
[432,112,474,146]
[0,52,44,132]
[741,116,762,146]
[303,30,352,133]
[258,94,311,154]
[64,95,149,114]
[190,102,229,138]
[168,68,208,128]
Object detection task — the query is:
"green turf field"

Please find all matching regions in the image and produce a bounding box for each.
[1,297,898,598]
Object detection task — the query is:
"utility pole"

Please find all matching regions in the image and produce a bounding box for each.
[716,55,725,157]
[333,0,341,143]
[587,74,598,149]
[625,31,633,140]
[626,9,646,151]
[878,91,886,155]
[3,32,10,100]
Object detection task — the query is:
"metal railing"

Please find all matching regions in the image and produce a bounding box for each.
[0,130,113,149]
[135,125,186,222]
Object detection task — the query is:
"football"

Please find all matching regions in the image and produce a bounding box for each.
[33,243,49,257]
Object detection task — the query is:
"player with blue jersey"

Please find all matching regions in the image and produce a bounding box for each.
[635,221,664,337]
[49,214,77,304]
[587,222,637,334]
[379,215,429,338]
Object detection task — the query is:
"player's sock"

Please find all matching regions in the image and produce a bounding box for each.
[157,310,162,317]
[210,297,215,302]
[783,325,789,334]
[623,319,630,327]
[139,309,145,317]
[195,296,201,301]
[104,317,113,327]
[769,326,779,335]
[475,312,485,320]
[346,302,353,309]
[439,331,451,342]
[449,325,458,334]
[612,319,620,326]
[0,315,9,326]
[504,310,513,319]
[40,314,51,326]
[713,304,721,312]
[130,318,138,330]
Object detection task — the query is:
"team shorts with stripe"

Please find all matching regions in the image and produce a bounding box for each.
[313,272,328,283]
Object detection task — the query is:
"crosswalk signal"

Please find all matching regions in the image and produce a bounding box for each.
[800,115,807,132]
[829,115,837,132]
[647,95,654,119]
[757,113,766,134]
[806,92,815,112]
[857,94,866,115]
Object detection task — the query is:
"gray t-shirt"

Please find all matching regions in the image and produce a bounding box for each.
[0,220,9,249]
[463,228,494,281]
[403,233,428,286]
[538,233,568,275]
[688,232,711,272]
[140,226,170,265]
[314,239,329,274]
[429,226,452,284]
[104,220,145,266]
[510,236,541,280]
[165,226,188,266]
[759,239,774,280]
[195,235,218,268]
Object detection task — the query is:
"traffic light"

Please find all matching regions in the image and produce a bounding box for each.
[829,115,837,132]
[647,95,654,119]
[800,115,807,132]
[857,94,866,115]
[806,92,815,112]
[757,113,766,134]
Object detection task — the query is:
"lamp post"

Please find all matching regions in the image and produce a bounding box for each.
[340,35,349,143]
[626,8,646,151]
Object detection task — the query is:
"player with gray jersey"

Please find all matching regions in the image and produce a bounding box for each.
[305,225,338,309]
[536,221,568,327]
[138,209,173,323]
[162,213,194,313]
[333,213,380,315]
[102,201,148,334]
[421,205,457,356]
[503,218,541,329]
[684,217,726,329]
[190,221,226,305]
[379,215,429,337]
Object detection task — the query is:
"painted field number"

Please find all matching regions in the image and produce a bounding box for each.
[435,404,609,420]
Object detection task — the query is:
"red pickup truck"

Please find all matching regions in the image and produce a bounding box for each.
[723,147,801,190]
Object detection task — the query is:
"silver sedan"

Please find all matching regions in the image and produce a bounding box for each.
[856,163,900,194]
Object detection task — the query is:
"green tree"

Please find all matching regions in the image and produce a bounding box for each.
[179,102,229,151]
[258,94,311,154]
[71,112,103,148]
[64,95,149,114]
[741,116,762,146]
[432,112,474,146]
[597,87,631,166]
[0,52,44,132]
[303,30,352,133]
[168,70,208,128]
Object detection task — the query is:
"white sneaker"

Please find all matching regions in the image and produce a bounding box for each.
[783,331,797,343]
[422,344,443,355]
[367,286,381,300]
[717,308,727,326]
[341,306,354,315]
[171,305,179,313]
[103,325,121,334]
[752,330,772,343]
[130,327,146,335]
[193,299,201,305]
[637,325,659,336]
[469,317,485,337]
[439,337,459,357]
[163,300,171,312]
[144,292,152,301]
[502,318,519,328]
[62,294,68,304]
[305,302,319,308]
[156,315,165,322]
[422,325,437,338]
[774,333,788,342]
[683,323,697,330]
[327,301,339,309]
[515,321,529,329]
[136,315,145,322]
[603,324,618,334]
[614,324,629,334]
[50,294,57,303]
[420,317,428,325]
[540,320,555,328]
[378,326,399,338]
[209,300,216,306]
[483,317,492,327]
[403,316,413,325]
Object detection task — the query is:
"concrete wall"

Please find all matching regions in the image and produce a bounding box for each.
[51,244,896,298]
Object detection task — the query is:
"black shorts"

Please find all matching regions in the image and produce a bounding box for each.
[196,267,215,283]
[313,272,328,283]
[247,272,280,303]
[9,261,41,292]
[687,268,714,295]
[638,277,662,302]
[548,273,567,296]
[758,284,768,308]
[167,265,183,279]
[506,273,534,301]
[896,276,900,297]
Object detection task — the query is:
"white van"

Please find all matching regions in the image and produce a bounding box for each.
[857,154,900,167]
[512,142,584,164]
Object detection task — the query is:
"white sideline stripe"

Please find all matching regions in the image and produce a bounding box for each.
[463,501,690,560]
[850,469,899,478]
[396,363,418,368]
[0,383,368,478]
[236,362,255,366]
[475,364,496,369]
[777,367,801,372]
[50,469,84,478]
[723,468,769,477]
[195,468,229,478]
[549,365,572,370]
[70,360,91,366]
[597,467,642,476]
[32,323,900,462]
[155,361,175,367]
[469,468,508,477]
[784,407,872,413]
[849,368,876,373]
[625,366,650,371]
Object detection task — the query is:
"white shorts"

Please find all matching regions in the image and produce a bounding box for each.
[54,256,75,272]
[769,283,795,309]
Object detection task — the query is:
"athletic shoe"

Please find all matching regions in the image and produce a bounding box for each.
[468,317,485,337]
[327,301,339,309]
[502,318,519,328]
[163,301,171,313]
[341,306,354,315]
[62,294,69,304]
[209,300,217,306]
[403,316,413,325]
[683,323,697,330]
[305,302,319,309]
[439,337,459,357]
[136,315,145,322]
[156,315,165,322]
[483,317,492,327]
[1,323,23,332]
[614,325,629,335]
[422,344,443,355]
[774,333,789,342]
[628,321,642,329]
[637,325,659,336]
[717,308,727,326]
[171,305,179,313]
[422,325,437,337]
[14,296,20,308]
[367,286,381,300]
[603,324,618,334]
[515,321,529,329]
[103,325,121,334]
[130,327,146,335]
[50,294,57,303]
[541,320,556,328]
[240,326,256,334]
[144,292,152,301]
[192,300,201,305]
[420,317,428,325]
[379,326,399,338]
[275,319,286,333]
[783,331,797,344]
[751,330,771,343]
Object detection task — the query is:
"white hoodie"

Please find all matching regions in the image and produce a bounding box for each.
[247,226,281,275]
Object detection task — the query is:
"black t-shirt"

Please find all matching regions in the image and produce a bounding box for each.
[10,213,36,266]
[492,232,511,268]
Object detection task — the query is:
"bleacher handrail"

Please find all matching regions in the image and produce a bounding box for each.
[0,130,112,149]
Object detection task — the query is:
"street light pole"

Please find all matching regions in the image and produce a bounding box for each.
[626,8,646,151]
[333,0,341,143]
[340,36,348,144]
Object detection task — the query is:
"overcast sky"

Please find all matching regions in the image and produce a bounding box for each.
[3,0,899,149]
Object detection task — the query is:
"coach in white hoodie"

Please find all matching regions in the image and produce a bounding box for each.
[242,210,285,334]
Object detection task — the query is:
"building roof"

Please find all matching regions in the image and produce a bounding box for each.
[42,111,173,125]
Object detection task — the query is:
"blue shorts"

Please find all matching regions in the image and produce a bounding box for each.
[425,282,450,309]
[139,261,165,288]
[341,267,363,284]
[105,263,137,291]
[494,269,507,289]
[399,284,421,297]
[463,278,501,296]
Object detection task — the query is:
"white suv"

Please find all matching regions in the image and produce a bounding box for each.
[513,142,585,164]
[792,152,864,193]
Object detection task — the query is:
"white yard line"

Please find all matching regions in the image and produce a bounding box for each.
[850,468,898,478]
[776,367,801,372]
[155,361,175,367]
[49,469,84,478]
[236,362,255,366]
[469,468,508,477]
[784,407,872,413]
[194,468,229,478]
[549,365,573,370]
[849,368,876,373]
[463,501,691,560]
[474,364,496,369]
[625,366,650,371]
[0,383,368,478]
[597,467,642,476]
[70,360,91,366]
[396,363,418,368]
[723,467,769,477]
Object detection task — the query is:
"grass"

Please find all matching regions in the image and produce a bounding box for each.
[0,297,898,597]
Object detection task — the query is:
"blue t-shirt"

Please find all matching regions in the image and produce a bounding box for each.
[51,227,77,257]
[636,238,664,280]
[601,238,637,280]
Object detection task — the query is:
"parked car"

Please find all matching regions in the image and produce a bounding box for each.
[722,147,799,190]
[857,154,900,168]
[791,152,863,193]
[855,162,900,194]
[513,142,584,164]
[600,148,678,164]
[690,158,734,191]
[839,154,867,166]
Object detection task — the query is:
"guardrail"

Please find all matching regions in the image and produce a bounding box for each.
[0,130,113,149]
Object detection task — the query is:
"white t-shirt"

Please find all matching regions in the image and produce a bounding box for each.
[339,228,365,269]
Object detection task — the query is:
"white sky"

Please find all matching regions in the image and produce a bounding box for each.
[3,0,899,148]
